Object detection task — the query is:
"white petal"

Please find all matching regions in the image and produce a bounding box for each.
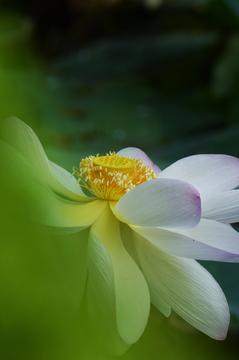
[112,179,201,230]
[89,206,150,344]
[0,140,106,232]
[131,223,239,261]
[2,117,91,201]
[134,235,230,340]
[158,154,239,197]
[202,190,239,224]
[120,223,171,317]
[117,147,161,174]
[176,219,239,261]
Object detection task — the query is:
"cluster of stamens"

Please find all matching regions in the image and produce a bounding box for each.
[72,151,158,201]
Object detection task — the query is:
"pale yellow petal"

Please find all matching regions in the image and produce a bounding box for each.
[88,206,150,344]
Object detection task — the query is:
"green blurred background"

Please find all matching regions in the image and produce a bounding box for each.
[1,0,239,359]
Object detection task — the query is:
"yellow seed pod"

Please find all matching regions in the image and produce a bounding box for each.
[93,155,135,172]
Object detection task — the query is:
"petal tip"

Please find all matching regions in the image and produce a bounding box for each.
[214,327,228,341]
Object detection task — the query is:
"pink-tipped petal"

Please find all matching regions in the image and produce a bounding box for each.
[134,234,230,340]
[112,178,201,230]
[158,154,239,197]
[131,222,239,261]
[176,219,239,262]
[202,190,239,224]
[117,147,161,174]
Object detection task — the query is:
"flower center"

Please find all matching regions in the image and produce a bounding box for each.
[93,154,135,173]
[72,152,158,201]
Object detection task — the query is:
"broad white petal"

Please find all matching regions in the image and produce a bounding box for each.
[89,206,150,344]
[158,154,239,197]
[131,223,239,261]
[176,219,239,261]
[202,190,239,224]
[134,235,230,340]
[120,223,171,317]
[117,147,161,174]
[112,179,201,230]
[2,117,91,201]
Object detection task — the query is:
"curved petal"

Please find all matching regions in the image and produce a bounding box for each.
[49,160,95,200]
[0,139,106,232]
[37,192,107,232]
[158,155,239,197]
[134,234,230,340]
[88,206,150,344]
[2,117,92,201]
[87,282,131,356]
[0,139,45,187]
[117,147,161,174]
[120,223,171,317]
[51,229,89,308]
[202,190,239,224]
[112,179,201,230]
[131,223,239,261]
[26,183,107,233]
[175,219,239,262]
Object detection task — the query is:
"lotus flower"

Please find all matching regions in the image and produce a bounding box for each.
[1,117,239,355]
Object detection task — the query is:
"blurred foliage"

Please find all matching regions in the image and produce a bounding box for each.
[1,0,239,359]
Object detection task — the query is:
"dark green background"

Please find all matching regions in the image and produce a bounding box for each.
[1,0,239,359]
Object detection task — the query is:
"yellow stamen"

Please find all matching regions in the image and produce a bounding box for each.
[72,151,158,201]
